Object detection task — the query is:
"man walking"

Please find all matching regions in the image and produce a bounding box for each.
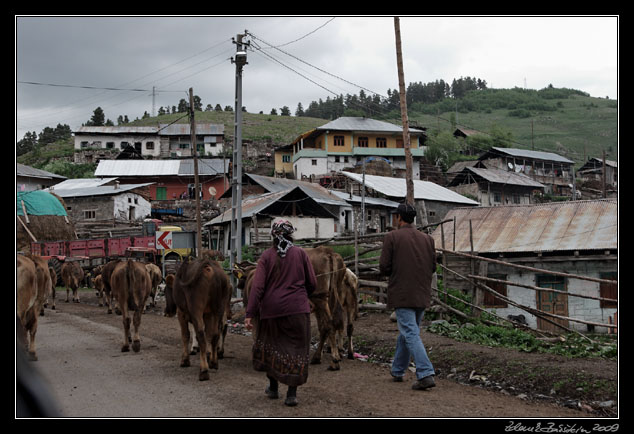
[379,202,437,390]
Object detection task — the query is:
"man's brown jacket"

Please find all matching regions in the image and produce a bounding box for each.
[379,223,436,310]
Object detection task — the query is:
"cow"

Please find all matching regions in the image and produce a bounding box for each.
[17,255,52,361]
[144,263,163,308]
[44,265,57,311]
[337,268,359,359]
[164,258,231,381]
[61,261,84,303]
[110,260,152,353]
[235,246,349,371]
[94,260,121,314]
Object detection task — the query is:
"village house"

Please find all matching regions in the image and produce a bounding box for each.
[73,122,225,163]
[477,147,575,197]
[276,117,427,181]
[577,157,618,191]
[94,158,229,201]
[48,178,153,224]
[447,165,545,206]
[205,186,339,255]
[17,163,67,192]
[338,171,479,230]
[431,199,617,333]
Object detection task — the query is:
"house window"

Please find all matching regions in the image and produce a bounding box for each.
[358,137,369,147]
[513,194,521,204]
[600,272,617,308]
[80,141,89,148]
[121,141,129,149]
[106,142,115,149]
[180,143,189,149]
[311,159,317,166]
[344,156,349,163]
[334,135,345,147]
[282,155,291,163]
[376,137,387,148]
[484,274,508,307]
[146,141,154,150]
[335,156,340,163]
[84,210,97,220]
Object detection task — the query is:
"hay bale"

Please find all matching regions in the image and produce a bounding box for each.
[16,191,76,253]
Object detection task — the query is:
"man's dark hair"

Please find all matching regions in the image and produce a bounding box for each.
[397,202,416,224]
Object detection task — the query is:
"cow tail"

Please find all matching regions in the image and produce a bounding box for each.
[329,254,344,331]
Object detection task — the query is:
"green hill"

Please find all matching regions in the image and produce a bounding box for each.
[17,86,618,177]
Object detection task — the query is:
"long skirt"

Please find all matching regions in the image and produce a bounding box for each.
[252,313,311,387]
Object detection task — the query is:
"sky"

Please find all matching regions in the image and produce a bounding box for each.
[15,15,619,141]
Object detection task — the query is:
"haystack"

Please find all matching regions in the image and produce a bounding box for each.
[16,191,76,253]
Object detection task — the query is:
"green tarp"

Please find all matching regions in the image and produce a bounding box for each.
[17,190,67,217]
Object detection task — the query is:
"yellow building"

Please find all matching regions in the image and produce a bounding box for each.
[275,117,427,180]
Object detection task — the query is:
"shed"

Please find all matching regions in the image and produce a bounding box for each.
[431,199,617,333]
[205,187,338,255]
[448,166,545,206]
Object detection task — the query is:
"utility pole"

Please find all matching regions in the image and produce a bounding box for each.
[189,87,202,256]
[394,17,414,205]
[230,32,249,294]
[152,86,156,117]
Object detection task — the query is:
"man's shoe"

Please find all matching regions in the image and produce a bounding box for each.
[391,375,404,382]
[412,376,436,390]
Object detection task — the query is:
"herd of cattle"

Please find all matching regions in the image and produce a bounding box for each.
[16,246,360,382]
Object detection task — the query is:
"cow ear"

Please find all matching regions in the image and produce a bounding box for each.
[232,268,243,279]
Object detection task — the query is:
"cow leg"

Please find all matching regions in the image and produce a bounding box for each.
[177,311,191,368]
[120,302,131,352]
[51,287,56,310]
[310,301,340,370]
[346,322,355,359]
[131,307,142,352]
[217,312,228,360]
[74,285,81,303]
[66,286,70,302]
[192,317,210,381]
[326,330,341,371]
[24,311,38,361]
[204,314,220,371]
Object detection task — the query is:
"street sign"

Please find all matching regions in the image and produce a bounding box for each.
[156,231,172,250]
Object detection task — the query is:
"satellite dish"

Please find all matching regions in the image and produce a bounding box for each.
[507,162,515,170]
[208,186,217,196]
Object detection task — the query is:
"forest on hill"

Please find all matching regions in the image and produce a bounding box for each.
[17,76,617,178]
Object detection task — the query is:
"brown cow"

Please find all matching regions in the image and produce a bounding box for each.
[94,260,121,314]
[44,265,57,311]
[110,260,152,352]
[235,246,348,371]
[164,258,231,381]
[17,255,52,361]
[336,267,359,359]
[61,261,84,303]
[145,263,163,308]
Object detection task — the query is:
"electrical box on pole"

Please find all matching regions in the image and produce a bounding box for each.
[230,32,249,296]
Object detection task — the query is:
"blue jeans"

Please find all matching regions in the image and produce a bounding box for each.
[391,308,435,380]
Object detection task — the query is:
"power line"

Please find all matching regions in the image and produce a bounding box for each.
[18,81,184,93]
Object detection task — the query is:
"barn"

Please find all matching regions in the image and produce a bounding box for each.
[431,199,617,333]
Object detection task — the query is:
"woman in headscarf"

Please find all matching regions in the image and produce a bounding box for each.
[245,218,317,406]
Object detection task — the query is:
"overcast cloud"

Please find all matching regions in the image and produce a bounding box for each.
[15,15,618,141]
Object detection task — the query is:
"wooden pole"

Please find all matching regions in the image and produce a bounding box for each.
[189,87,203,257]
[394,17,414,206]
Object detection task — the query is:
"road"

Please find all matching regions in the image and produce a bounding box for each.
[18,295,591,419]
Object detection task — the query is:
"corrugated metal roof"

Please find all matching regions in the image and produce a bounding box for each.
[16,163,67,180]
[340,171,479,206]
[483,147,574,164]
[77,126,158,134]
[50,183,154,198]
[158,123,224,135]
[95,160,181,176]
[51,178,117,190]
[316,117,404,133]
[95,159,227,177]
[430,199,617,253]
[245,174,348,207]
[330,190,399,208]
[460,167,546,188]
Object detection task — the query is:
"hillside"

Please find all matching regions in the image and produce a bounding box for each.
[17,87,618,175]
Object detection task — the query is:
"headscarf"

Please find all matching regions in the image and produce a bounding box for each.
[271,218,296,257]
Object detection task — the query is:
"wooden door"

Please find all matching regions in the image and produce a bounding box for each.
[536,275,568,332]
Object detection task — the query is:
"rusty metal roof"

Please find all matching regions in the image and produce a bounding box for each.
[431,199,617,254]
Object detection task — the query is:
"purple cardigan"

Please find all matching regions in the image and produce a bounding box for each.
[246,246,317,320]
